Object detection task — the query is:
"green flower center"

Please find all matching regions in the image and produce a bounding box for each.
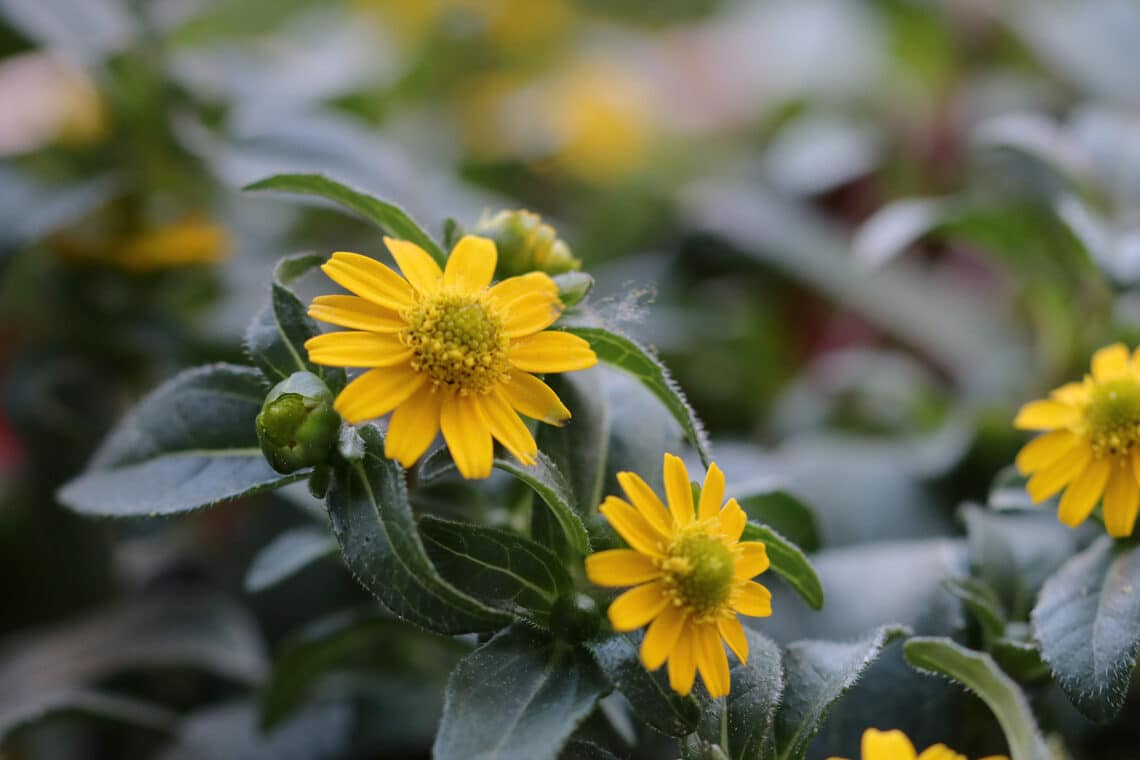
[663,527,735,618]
[1086,380,1140,457]
[402,292,509,393]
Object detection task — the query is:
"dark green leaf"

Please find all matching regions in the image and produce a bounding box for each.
[244,174,447,266]
[244,526,336,593]
[740,523,823,610]
[942,577,1006,645]
[58,365,305,516]
[326,425,510,634]
[537,371,609,529]
[699,629,783,760]
[419,515,573,626]
[904,637,1049,760]
[774,625,909,760]
[739,491,820,553]
[434,625,607,760]
[0,691,174,742]
[587,632,700,738]
[562,326,712,467]
[1031,536,1140,723]
[244,254,346,391]
[560,739,624,760]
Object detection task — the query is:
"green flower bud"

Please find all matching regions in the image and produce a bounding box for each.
[256,372,341,474]
[549,592,602,644]
[474,209,581,279]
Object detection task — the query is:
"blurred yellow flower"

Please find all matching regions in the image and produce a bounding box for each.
[585,454,771,698]
[827,728,1007,760]
[305,236,596,479]
[0,52,106,155]
[1015,343,1140,537]
[357,0,570,54]
[55,215,230,272]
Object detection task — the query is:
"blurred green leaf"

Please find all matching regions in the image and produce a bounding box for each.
[554,272,595,307]
[57,365,305,516]
[774,625,909,760]
[537,371,609,531]
[563,326,712,467]
[434,625,606,760]
[942,577,1007,645]
[740,523,823,610]
[244,174,448,266]
[852,197,949,270]
[419,515,573,626]
[326,425,511,635]
[244,526,336,594]
[739,491,820,553]
[1031,536,1140,723]
[698,629,783,760]
[160,702,351,760]
[904,637,1049,760]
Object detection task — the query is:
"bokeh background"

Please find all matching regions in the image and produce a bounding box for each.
[2,0,1140,757]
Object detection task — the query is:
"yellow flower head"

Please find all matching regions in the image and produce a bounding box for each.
[305,235,596,479]
[826,728,1008,760]
[585,453,773,698]
[1014,343,1140,537]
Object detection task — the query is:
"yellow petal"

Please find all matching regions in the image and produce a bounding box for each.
[863,729,918,760]
[599,496,667,557]
[321,252,414,311]
[385,237,442,295]
[501,290,564,338]
[1015,430,1079,475]
[305,331,411,367]
[668,627,698,696]
[440,393,493,479]
[1134,446,1140,486]
[698,462,726,520]
[717,615,748,664]
[915,745,966,760]
[1103,460,1140,538]
[585,549,662,587]
[1092,343,1131,382]
[508,331,598,373]
[334,365,427,423]
[607,580,668,631]
[1057,458,1110,528]
[719,498,747,542]
[1026,443,1091,503]
[694,623,731,698]
[479,389,538,466]
[735,541,769,579]
[383,385,444,467]
[1051,381,1090,406]
[444,235,497,291]
[1013,399,1078,430]
[663,453,694,527]
[617,471,672,535]
[640,603,688,670]
[733,581,772,618]
[499,371,571,425]
[489,271,558,306]
[308,295,405,333]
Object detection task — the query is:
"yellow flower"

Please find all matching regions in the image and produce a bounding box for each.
[585,453,772,698]
[827,728,1008,760]
[304,235,596,479]
[1014,343,1140,537]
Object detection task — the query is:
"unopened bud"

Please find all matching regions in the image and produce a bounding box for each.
[474,209,581,278]
[256,372,341,474]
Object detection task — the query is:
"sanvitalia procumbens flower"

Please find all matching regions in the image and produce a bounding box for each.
[1015,343,1140,537]
[827,728,1008,760]
[304,235,596,479]
[585,453,772,698]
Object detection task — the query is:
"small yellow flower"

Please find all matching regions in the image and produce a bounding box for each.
[585,453,772,698]
[305,235,596,479]
[827,728,1008,760]
[1014,343,1140,537]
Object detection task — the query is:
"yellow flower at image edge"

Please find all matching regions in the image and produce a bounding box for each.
[826,728,1008,760]
[1015,343,1140,537]
[585,454,772,698]
[304,235,596,479]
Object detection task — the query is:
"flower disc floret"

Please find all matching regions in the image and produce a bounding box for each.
[1085,380,1140,457]
[663,526,736,619]
[402,292,509,394]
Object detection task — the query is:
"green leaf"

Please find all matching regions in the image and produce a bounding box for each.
[244,526,336,593]
[553,272,595,307]
[57,364,305,516]
[774,625,909,760]
[739,491,820,553]
[741,523,823,610]
[942,577,1006,645]
[419,515,573,626]
[699,629,784,760]
[537,371,609,528]
[587,632,701,738]
[244,254,346,391]
[244,174,448,266]
[434,625,607,760]
[326,425,511,634]
[1031,536,1140,723]
[562,326,712,467]
[904,637,1050,760]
